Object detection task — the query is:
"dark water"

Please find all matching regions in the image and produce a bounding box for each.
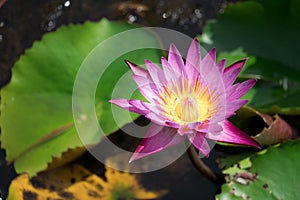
[0,0,238,199]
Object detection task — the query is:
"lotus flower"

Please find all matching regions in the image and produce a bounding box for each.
[110,38,260,162]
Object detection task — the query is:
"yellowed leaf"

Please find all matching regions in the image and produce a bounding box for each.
[7,163,166,200]
[253,113,292,146]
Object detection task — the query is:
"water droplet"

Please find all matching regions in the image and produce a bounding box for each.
[194,9,202,18]
[48,20,55,28]
[162,12,168,19]
[127,14,137,23]
[64,1,70,7]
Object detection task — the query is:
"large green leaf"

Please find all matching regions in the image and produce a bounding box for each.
[0,19,162,176]
[201,0,300,114]
[216,139,300,200]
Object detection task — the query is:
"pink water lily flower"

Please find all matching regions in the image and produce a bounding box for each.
[110,38,260,162]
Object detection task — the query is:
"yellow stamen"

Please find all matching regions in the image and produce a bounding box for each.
[158,78,216,125]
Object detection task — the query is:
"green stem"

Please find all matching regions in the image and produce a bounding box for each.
[187,145,225,184]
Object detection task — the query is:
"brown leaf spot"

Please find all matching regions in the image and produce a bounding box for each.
[49,185,56,192]
[88,190,100,198]
[58,191,74,199]
[23,190,38,200]
[229,187,236,195]
[70,177,76,184]
[263,183,269,189]
[233,172,257,185]
[30,178,47,189]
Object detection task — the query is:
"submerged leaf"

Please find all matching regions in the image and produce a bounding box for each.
[7,164,165,200]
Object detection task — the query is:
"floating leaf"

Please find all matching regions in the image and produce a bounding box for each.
[217,151,256,170]
[216,139,300,200]
[7,164,165,200]
[0,19,162,176]
[200,0,300,114]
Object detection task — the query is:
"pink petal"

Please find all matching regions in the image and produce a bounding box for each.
[205,48,216,62]
[109,99,150,115]
[184,63,199,86]
[161,57,180,83]
[132,75,160,102]
[200,48,216,74]
[129,124,185,162]
[199,48,226,104]
[145,60,166,85]
[216,58,226,73]
[205,120,261,148]
[225,99,248,118]
[188,133,211,157]
[168,43,185,72]
[226,79,257,101]
[185,38,201,80]
[186,38,201,70]
[125,60,149,78]
[145,109,167,126]
[165,121,181,129]
[196,122,223,133]
[223,58,247,88]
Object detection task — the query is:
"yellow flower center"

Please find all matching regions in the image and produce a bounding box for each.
[175,96,198,122]
[158,78,216,125]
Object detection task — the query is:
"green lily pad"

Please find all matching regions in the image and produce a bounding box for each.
[201,0,300,114]
[216,139,300,200]
[0,19,162,176]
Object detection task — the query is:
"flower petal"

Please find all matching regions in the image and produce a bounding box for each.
[161,57,180,83]
[145,60,166,85]
[125,60,149,78]
[129,124,185,162]
[199,48,226,108]
[216,58,226,73]
[200,48,216,73]
[185,38,201,80]
[226,79,257,101]
[186,38,201,70]
[131,75,160,102]
[168,43,185,72]
[177,122,201,136]
[205,120,261,148]
[109,99,150,115]
[145,108,167,126]
[196,122,223,133]
[188,133,211,157]
[225,99,248,118]
[223,58,247,88]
